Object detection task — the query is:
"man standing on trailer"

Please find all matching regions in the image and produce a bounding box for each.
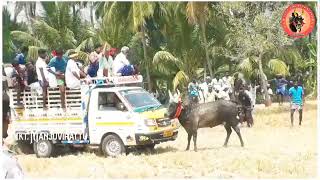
[48,48,67,111]
[36,49,49,109]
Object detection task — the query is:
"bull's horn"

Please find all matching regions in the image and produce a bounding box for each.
[168,90,173,100]
[177,89,180,96]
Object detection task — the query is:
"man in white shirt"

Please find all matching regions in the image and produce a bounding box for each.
[35,49,49,109]
[212,76,220,92]
[113,46,131,76]
[65,53,86,89]
[206,84,217,102]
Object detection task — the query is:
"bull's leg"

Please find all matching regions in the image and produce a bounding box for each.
[186,133,192,151]
[232,125,244,147]
[223,124,232,147]
[193,132,198,152]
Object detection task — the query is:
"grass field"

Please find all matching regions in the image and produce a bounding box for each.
[14,101,317,178]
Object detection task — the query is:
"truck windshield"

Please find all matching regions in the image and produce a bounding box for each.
[120,89,161,112]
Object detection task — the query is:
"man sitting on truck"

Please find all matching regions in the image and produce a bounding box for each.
[65,53,87,89]
[88,44,102,78]
[48,48,67,110]
[113,46,137,76]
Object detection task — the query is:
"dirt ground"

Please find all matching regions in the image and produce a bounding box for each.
[15,101,317,178]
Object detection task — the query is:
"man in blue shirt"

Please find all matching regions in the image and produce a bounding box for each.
[48,48,67,110]
[271,74,288,106]
[15,46,28,65]
[188,79,200,106]
[289,80,304,126]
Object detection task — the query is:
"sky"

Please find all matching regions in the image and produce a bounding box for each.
[3,1,94,24]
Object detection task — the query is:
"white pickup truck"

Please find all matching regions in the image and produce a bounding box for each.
[10,76,179,157]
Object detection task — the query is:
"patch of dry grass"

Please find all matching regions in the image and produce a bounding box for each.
[16,101,317,178]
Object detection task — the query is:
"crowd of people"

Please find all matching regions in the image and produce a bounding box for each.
[186,72,305,128]
[3,44,139,111]
[186,73,254,127]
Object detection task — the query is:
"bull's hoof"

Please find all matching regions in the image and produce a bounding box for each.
[194,149,198,152]
[223,144,227,147]
[241,144,244,147]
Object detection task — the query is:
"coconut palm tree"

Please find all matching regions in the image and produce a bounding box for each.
[186,2,213,78]
[152,4,205,91]
[9,2,91,62]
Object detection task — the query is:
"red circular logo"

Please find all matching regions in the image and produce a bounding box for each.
[281,4,316,38]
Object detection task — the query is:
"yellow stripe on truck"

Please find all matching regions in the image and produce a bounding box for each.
[15,117,82,123]
[96,122,135,126]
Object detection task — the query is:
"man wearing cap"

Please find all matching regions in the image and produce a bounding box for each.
[65,53,87,89]
[113,46,135,76]
[48,48,67,110]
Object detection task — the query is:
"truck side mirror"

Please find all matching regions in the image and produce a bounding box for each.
[117,103,126,111]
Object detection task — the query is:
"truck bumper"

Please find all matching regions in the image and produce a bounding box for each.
[135,130,178,145]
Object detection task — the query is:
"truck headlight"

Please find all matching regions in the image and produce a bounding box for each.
[144,119,156,126]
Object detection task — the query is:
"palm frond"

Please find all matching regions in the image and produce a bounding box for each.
[238,58,253,73]
[32,20,61,48]
[132,2,156,31]
[153,51,178,64]
[153,51,179,76]
[173,70,189,90]
[26,46,40,63]
[268,59,289,76]
[10,31,43,47]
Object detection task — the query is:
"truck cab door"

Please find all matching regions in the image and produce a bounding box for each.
[88,90,134,145]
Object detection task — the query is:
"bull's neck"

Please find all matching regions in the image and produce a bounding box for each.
[177,107,189,125]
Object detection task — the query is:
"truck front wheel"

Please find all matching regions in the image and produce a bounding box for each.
[101,135,125,157]
[33,140,54,158]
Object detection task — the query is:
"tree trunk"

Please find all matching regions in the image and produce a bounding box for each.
[200,21,213,78]
[72,5,76,19]
[308,32,312,73]
[141,25,152,91]
[29,3,36,18]
[24,5,32,32]
[203,61,206,81]
[258,54,271,107]
[90,2,94,27]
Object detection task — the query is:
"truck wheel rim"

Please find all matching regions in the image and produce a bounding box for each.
[38,142,48,154]
[106,139,121,156]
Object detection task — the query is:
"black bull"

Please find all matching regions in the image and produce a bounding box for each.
[167,98,244,151]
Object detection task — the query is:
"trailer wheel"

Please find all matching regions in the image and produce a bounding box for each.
[101,135,125,157]
[33,140,54,158]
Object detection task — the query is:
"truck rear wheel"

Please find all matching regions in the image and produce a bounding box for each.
[33,140,54,158]
[101,135,125,157]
